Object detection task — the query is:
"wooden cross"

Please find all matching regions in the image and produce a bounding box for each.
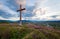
[17,5,26,25]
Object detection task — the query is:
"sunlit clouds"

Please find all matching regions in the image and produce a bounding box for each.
[16,0,26,7]
[0,0,60,21]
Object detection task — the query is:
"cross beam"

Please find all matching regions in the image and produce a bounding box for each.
[17,5,26,25]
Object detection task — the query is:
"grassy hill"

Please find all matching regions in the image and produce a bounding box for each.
[0,24,60,39]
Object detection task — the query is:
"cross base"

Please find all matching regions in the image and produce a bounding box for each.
[18,22,22,26]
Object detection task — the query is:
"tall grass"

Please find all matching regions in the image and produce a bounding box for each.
[0,24,60,39]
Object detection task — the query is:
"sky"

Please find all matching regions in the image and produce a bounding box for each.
[0,0,60,21]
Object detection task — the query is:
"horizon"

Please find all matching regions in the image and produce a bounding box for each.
[0,20,60,22]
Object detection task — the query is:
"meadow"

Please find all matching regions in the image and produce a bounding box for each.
[0,23,60,39]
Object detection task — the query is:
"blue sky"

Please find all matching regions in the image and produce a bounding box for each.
[0,0,60,21]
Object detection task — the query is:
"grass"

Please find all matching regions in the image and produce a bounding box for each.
[0,24,60,39]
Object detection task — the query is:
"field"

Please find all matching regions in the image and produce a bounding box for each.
[0,23,60,39]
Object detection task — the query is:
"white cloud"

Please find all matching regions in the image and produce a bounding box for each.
[35,0,48,8]
[0,16,25,21]
[0,16,7,20]
[0,0,60,21]
[15,0,26,7]
[29,0,60,21]
[0,4,19,17]
[0,3,20,21]
[8,17,25,21]
[0,2,26,21]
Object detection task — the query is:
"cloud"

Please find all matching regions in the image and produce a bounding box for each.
[35,0,48,8]
[15,0,26,7]
[27,0,60,21]
[0,3,20,21]
[0,1,26,21]
[0,16,7,20]
[0,0,60,21]
[0,4,18,17]
[32,0,49,17]
[0,16,18,21]
[0,16,25,21]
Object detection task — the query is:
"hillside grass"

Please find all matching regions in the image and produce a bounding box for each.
[0,24,60,39]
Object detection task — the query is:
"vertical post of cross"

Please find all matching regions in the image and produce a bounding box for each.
[20,5,22,25]
[17,4,26,25]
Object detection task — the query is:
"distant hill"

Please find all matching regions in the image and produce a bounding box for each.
[0,20,60,23]
[0,20,60,27]
[0,20,60,24]
[0,20,33,23]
